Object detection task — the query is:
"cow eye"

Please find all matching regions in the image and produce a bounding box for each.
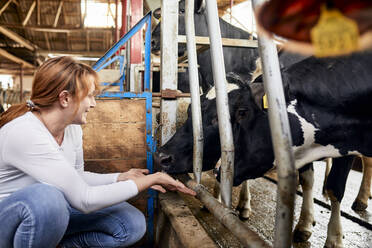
[153,8,161,19]
[237,108,248,117]
[235,107,249,123]
[179,9,185,14]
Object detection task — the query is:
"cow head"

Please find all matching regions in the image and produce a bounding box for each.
[154,73,255,175]
[151,0,207,56]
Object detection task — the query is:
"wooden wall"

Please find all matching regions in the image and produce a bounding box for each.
[82,98,148,212]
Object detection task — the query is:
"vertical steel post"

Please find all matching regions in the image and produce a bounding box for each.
[205,0,234,208]
[185,0,203,184]
[252,1,297,247]
[160,0,178,146]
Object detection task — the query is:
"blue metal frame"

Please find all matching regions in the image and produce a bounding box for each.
[92,12,155,244]
[95,55,125,91]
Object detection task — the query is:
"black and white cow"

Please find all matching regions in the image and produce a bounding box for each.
[154,51,372,247]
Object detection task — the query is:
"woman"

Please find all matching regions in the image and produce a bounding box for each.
[0,56,195,248]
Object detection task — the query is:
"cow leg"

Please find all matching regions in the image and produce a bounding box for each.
[293,163,315,243]
[352,156,372,211]
[322,158,332,199]
[236,180,251,219]
[324,156,353,248]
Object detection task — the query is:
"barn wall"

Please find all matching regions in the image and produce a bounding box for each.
[82,98,147,212]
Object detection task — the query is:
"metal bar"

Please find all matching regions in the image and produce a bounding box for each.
[53,0,64,28]
[92,12,151,70]
[185,0,203,184]
[159,0,178,145]
[22,0,36,26]
[251,1,297,247]
[145,92,155,245]
[205,0,234,208]
[177,174,271,248]
[144,16,151,91]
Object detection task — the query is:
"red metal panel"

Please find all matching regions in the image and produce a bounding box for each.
[130,0,143,64]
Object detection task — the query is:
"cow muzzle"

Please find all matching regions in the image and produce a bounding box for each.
[154,152,174,172]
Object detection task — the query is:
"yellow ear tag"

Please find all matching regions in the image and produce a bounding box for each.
[310,5,359,57]
[263,94,268,109]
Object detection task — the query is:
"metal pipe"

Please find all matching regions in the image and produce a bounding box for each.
[185,0,203,184]
[177,174,271,248]
[205,0,234,208]
[251,1,297,247]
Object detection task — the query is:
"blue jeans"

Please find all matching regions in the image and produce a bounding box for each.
[0,183,146,248]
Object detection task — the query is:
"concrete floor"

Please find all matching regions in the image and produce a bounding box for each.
[181,161,372,248]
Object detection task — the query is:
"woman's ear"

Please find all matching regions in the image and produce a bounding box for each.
[58,90,71,108]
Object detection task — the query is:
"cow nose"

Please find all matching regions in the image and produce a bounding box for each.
[159,153,173,165]
[154,152,174,172]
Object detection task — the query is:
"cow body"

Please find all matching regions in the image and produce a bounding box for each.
[155,52,372,247]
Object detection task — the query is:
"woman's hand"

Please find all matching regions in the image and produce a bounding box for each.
[128,171,196,196]
[152,172,196,196]
[117,168,149,181]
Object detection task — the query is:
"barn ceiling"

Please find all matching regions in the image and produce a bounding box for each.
[0,0,247,76]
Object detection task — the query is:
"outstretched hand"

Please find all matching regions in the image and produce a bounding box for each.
[118,169,196,196]
[153,172,196,196]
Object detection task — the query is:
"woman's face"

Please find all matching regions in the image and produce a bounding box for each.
[71,76,97,125]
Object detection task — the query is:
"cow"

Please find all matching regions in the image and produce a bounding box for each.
[151,0,307,218]
[154,51,372,247]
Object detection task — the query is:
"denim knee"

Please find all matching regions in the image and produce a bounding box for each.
[112,203,147,246]
[19,183,70,234]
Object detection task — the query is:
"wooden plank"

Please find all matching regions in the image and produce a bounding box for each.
[0,48,34,68]
[0,0,13,16]
[53,0,64,28]
[178,35,258,48]
[0,26,37,51]
[82,99,146,160]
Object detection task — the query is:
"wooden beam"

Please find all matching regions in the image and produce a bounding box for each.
[22,0,36,26]
[37,50,105,57]
[0,48,35,68]
[0,23,114,33]
[0,0,13,16]
[44,32,51,51]
[86,30,90,51]
[0,26,37,51]
[177,35,258,48]
[53,0,63,28]
[37,0,40,25]
[0,68,34,75]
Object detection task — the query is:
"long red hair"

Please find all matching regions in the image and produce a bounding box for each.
[0,56,100,128]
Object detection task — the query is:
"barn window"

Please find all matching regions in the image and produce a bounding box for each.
[81,1,122,28]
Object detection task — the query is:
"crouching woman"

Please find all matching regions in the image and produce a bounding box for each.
[0,56,195,248]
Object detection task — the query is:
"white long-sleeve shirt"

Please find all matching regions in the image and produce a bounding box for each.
[0,112,138,213]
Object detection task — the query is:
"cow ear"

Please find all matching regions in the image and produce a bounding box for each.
[153,8,161,20]
[195,0,206,14]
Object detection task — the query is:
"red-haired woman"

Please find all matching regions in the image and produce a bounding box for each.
[0,56,195,248]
